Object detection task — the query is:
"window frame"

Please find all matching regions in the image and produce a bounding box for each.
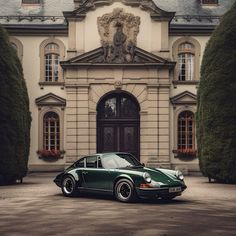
[172,37,201,85]
[44,43,60,82]
[43,112,60,151]
[37,107,65,160]
[177,111,195,151]
[177,43,195,81]
[172,106,197,158]
[39,38,65,86]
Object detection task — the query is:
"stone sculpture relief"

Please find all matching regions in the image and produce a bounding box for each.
[97,8,140,63]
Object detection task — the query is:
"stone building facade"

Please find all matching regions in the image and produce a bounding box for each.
[0,0,235,173]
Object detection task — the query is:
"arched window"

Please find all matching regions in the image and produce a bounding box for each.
[172,37,200,83]
[178,43,195,81]
[43,112,60,151]
[39,38,65,84]
[44,43,59,82]
[177,111,195,152]
[9,37,23,61]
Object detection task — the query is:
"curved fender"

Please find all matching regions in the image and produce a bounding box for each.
[114,174,135,184]
[66,169,80,182]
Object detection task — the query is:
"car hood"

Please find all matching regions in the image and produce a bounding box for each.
[117,166,181,185]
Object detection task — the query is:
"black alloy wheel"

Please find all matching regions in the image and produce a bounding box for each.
[114,179,136,202]
[62,176,77,197]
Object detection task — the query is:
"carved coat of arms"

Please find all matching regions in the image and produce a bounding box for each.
[97,8,140,63]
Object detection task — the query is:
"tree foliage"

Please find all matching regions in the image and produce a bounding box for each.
[196,2,236,183]
[0,26,31,185]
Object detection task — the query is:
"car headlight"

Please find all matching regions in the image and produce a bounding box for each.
[143,172,151,183]
[175,170,184,181]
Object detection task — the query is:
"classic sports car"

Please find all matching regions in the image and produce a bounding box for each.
[54,152,187,202]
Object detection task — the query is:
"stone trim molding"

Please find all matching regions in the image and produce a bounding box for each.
[35,93,66,107]
[170,91,197,106]
[64,0,175,22]
[60,46,176,68]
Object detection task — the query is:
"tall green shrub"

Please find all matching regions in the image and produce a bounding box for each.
[0,26,31,185]
[196,2,236,183]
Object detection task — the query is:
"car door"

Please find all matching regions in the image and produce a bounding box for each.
[82,156,112,192]
[74,158,86,188]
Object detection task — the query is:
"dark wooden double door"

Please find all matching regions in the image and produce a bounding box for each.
[97,92,140,160]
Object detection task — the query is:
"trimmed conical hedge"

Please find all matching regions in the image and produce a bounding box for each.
[196,2,236,183]
[0,26,31,185]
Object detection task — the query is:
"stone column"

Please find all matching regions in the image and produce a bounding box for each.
[65,85,90,164]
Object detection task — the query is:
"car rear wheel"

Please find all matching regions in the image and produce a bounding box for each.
[61,176,77,197]
[114,179,136,202]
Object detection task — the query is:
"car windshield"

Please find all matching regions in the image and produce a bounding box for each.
[101,153,141,169]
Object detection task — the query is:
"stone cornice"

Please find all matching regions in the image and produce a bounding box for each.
[170,91,197,105]
[170,24,217,36]
[64,0,175,22]
[35,93,66,107]
[60,46,176,69]
[3,24,68,36]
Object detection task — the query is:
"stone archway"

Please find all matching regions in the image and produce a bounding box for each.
[97,91,140,160]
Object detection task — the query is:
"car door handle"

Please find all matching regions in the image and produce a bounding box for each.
[82,171,88,175]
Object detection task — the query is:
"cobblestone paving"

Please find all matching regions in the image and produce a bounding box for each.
[0,174,236,236]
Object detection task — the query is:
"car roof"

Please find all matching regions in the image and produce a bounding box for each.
[76,152,132,161]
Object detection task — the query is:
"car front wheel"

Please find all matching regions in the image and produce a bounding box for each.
[61,176,77,197]
[114,179,136,202]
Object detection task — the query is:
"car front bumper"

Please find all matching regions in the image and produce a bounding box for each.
[136,185,187,199]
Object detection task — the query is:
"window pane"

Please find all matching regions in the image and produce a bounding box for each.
[103,98,117,118]
[45,54,59,82]
[45,43,59,51]
[120,97,139,118]
[177,111,195,151]
[178,53,194,81]
[43,112,60,150]
[86,156,97,168]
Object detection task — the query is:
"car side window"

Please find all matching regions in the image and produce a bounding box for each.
[86,156,97,168]
[75,158,85,168]
[85,156,103,168]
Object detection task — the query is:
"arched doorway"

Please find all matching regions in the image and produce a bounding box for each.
[97,91,140,160]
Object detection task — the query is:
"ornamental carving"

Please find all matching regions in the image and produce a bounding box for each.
[97,8,140,63]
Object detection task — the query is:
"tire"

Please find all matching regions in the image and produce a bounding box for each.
[114,179,136,203]
[61,176,77,197]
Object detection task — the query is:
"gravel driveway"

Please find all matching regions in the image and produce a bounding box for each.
[0,173,236,236]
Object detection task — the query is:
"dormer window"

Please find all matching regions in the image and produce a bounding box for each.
[201,0,218,5]
[22,0,41,4]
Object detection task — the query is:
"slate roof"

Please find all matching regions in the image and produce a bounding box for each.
[0,0,235,26]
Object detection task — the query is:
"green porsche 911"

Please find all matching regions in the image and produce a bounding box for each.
[54,152,187,202]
